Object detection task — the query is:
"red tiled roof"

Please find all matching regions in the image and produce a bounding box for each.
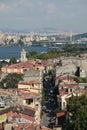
[29,80,41,84]
[19,80,41,85]
[56,112,65,118]
[59,90,67,96]
[59,81,78,89]
[22,114,35,122]
[14,123,36,130]
[0,123,3,130]
[5,60,43,70]
[0,71,2,75]
[56,74,74,81]
[7,112,35,122]
[39,128,52,130]
[19,89,39,95]
[23,105,35,111]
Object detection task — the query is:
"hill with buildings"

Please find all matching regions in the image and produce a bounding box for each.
[73,32,87,40]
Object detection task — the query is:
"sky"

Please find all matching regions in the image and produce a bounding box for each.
[0,0,87,33]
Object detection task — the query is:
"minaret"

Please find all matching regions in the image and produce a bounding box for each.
[20,48,27,62]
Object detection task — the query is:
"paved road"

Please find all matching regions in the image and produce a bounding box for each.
[41,75,57,129]
[41,112,50,127]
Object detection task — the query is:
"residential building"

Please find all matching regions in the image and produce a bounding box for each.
[55,59,76,77]
[56,74,87,110]
[18,80,42,94]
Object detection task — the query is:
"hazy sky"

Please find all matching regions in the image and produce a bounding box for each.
[0,0,87,33]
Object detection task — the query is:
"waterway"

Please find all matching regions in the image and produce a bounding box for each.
[0,46,48,60]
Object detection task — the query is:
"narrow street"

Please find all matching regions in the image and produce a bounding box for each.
[41,75,58,129]
[41,112,50,127]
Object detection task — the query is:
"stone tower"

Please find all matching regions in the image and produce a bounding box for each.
[20,48,27,61]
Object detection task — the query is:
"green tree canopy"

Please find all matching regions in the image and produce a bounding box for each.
[74,76,87,83]
[26,51,38,59]
[0,73,23,89]
[41,88,46,106]
[25,45,87,60]
[37,53,50,60]
[66,95,87,130]
[9,57,17,64]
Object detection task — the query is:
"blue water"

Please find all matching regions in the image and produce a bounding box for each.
[0,46,48,60]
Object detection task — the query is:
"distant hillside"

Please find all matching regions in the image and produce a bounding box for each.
[73,33,87,40]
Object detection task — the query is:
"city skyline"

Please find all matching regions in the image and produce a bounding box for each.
[0,0,87,33]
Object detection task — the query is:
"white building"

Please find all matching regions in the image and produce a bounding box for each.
[20,48,27,62]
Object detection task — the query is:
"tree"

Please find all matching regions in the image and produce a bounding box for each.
[74,76,87,83]
[29,50,38,56]
[26,51,38,59]
[41,88,46,106]
[0,73,23,89]
[66,95,87,130]
[9,57,17,64]
[37,53,50,60]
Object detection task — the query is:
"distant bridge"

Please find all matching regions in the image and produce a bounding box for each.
[32,41,70,47]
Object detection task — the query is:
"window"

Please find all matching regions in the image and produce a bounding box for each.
[23,69,27,71]
[63,102,65,108]
[66,88,68,93]
[32,84,34,87]
[70,89,72,92]
[26,98,33,105]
